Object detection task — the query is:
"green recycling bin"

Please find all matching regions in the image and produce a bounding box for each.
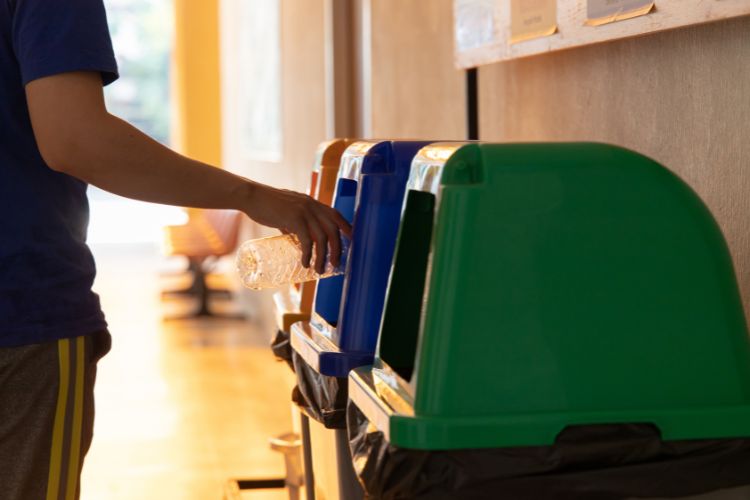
[348,142,750,499]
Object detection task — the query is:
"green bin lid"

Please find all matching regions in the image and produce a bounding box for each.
[350,142,750,450]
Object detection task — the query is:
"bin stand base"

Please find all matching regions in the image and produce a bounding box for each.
[224,478,288,499]
[300,413,316,500]
[308,418,363,500]
[334,428,363,500]
[224,431,304,500]
[162,258,246,321]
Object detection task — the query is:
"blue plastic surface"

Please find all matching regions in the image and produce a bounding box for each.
[313,178,357,325]
[296,141,431,377]
[334,142,426,353]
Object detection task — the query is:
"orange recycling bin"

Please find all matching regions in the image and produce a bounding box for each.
[272,139,353,338]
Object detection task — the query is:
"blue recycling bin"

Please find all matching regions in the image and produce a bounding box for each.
[289,140,430,500]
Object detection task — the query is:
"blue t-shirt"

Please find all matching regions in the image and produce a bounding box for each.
[0,0,118,347]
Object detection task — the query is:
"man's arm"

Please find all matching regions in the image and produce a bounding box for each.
[25,71,349,272]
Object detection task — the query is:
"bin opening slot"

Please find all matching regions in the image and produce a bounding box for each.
[378,190,435,381]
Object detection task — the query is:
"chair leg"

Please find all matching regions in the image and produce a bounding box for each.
[163,259,245,321]
[161,258,233,299]
[158,256,193,277]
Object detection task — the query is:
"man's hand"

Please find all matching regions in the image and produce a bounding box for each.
[25,71,351,271]
[245,184,351,271]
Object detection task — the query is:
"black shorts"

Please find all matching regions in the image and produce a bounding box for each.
[0,330,111,500]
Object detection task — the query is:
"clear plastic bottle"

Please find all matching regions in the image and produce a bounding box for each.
[236,234,349,290]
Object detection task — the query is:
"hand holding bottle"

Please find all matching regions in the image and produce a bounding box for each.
[237,233,351,290]
[242,181,352,273]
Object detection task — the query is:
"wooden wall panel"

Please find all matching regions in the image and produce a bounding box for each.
[221,0,327,193]
[279,0,328,190]
[367,0,466,140]
[479,16,750,317]
[221,0,328,330]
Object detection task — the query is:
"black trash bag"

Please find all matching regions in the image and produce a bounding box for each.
[291,351,348,429]
[270,329,295,371]
[347,402,750,500]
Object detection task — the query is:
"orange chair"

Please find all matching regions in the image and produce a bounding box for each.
[162,209,243,318]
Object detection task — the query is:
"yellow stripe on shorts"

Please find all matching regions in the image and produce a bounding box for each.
[46,339,70,500]
[66,336,85,500]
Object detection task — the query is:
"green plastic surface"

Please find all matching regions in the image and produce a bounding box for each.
[353,142,750,450]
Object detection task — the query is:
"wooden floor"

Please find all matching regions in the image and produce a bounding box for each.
[81,243,295,500]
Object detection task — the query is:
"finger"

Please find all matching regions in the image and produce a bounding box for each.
[306,216,328,274]
[296,224,313,269]
[316,211,342,267]
[328,207,352,237]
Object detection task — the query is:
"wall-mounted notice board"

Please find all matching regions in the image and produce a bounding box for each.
[454,0,750,69]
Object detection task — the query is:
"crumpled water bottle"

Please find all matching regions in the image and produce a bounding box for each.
[236,234,350,290]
